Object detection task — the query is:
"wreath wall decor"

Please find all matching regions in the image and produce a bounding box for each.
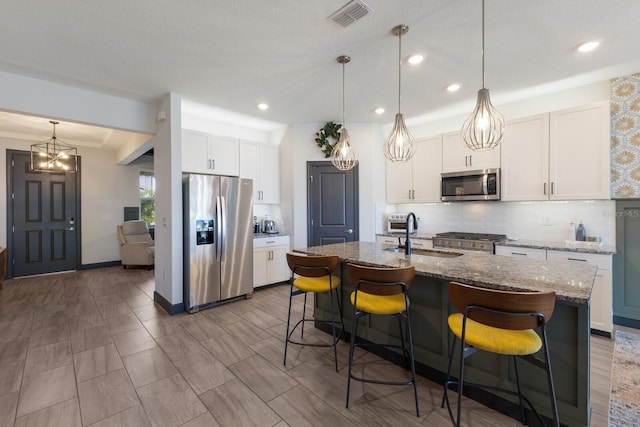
[315,121,342,158]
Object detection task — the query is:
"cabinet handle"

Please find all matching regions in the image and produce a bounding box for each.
[266,240,275,244]
[260,191,264,200]
[568,257,587,262]
[412,189,415,199]
[551,182,554,195]
[212,159,215,170]
[408,190,411,199]
[465,156,468,167]
[469,155,472,166]
[511,252,527,256]
[543,182,547,195]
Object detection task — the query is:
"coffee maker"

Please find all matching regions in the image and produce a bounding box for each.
[262,216,278,234]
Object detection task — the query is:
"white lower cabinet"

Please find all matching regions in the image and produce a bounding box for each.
[497,246,612,334]
[546,250,613,334]
[495,246,547,260]
[253,236,290,288]
[376,235,433,249]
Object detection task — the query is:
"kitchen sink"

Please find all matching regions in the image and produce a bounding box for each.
[383,247,463,258]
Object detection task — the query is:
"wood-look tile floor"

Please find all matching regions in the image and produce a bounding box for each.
[0,267,621,426]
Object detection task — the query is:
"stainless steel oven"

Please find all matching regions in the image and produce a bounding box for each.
[441,168,500,201]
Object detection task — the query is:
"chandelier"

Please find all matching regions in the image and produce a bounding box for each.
[383,25,416,163]
[30,121,78,172]
[331,55,358,171]
[461,0,505,151]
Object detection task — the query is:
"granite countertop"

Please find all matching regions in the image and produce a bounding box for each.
[294,241,597,304]
[253,233,289,239]
[377,232,435,240]
[378,233,616,255]
[497,239,616,255]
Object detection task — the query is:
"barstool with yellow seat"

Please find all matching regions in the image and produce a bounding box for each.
[442,281,559,427]
[344,263,419,417]
[284,253,343,371]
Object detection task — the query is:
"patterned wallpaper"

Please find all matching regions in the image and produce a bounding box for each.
[611,73,640,198]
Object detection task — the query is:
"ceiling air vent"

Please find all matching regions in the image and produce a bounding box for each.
[327,0,374,28]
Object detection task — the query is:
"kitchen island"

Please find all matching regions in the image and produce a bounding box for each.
[295,241,596,427]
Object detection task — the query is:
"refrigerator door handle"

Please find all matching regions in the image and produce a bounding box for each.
[216,196,222,262]
[219,196,226,261]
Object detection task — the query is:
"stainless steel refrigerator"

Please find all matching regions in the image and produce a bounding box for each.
[183,174,253,313]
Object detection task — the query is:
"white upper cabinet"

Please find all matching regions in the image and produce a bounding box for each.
[501,114,550,201]
[442,131,500,172]
[239,141,280,204]
[182,129,239,176]
[386,136,442,203]
[502,101,610,201]
[549,101,610,200]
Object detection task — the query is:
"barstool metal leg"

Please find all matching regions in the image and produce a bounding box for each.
[329,284,338,372]
[301,291,308,339]
[456,334,467,427]
[513,355,527,425]
[542,329,560,427]
[284,280,294,366]
[404,305,420,417]
[346,308,361,408]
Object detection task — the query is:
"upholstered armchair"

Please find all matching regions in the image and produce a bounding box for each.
[116,220,155,269]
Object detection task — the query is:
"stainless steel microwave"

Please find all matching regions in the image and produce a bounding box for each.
[441,168,500,201]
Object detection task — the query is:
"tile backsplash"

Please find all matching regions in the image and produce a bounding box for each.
[388,200,616,245]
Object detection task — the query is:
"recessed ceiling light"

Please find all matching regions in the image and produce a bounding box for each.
[407,54,424,65]
[257,103,269,110]
[576,40,600,53]
[374,107,385,115]
[446,83,461,92]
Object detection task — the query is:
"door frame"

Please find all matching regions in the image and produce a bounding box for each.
[6,149,82,278]
[306,160,359,246]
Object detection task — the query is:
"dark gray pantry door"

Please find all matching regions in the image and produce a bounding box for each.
[307,161,359,246]
[8,150,80,277]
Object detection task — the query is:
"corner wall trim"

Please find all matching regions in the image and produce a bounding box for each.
[154,291,184,315]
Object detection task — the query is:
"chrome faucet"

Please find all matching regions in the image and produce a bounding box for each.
[405,212,418,255]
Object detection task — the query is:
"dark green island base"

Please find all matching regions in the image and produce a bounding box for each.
[295,241,596,427]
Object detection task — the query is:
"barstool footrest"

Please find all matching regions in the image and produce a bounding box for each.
[286,318,343,347]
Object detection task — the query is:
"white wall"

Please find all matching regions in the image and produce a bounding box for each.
[153,93,183,306]
[81,147,144,264]
[0,70,157,135]
[279,122,386,250]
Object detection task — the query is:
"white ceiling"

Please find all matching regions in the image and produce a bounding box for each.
[1,0,640,143]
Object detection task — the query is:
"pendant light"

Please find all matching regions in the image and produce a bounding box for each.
[30,121,78,172]
[383,24,416,163]
[461,0,505,151]
[331,55,358,171]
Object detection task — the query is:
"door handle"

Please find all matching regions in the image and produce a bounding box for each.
[345,229,353,234]
[66,227,75,231]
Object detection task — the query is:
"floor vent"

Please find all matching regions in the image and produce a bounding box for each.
[327,0,374,28]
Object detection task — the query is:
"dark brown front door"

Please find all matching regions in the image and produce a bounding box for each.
[307,161,359,246]
[8,150,80,277]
